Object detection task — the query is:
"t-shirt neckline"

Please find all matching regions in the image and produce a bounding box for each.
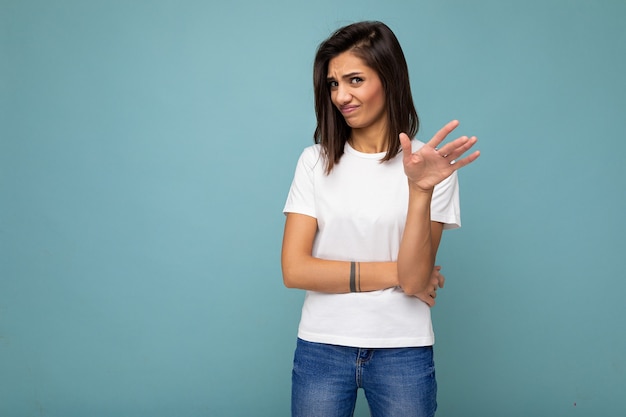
[344,141,387,159]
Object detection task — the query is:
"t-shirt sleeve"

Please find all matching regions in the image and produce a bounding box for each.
[431,171,461,229]
[283,146,319,218]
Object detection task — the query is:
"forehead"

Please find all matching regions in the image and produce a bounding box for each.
[327,51,372,76]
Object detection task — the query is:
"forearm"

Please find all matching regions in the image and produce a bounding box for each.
[397,183,436,295]
[282,213,398,293]
[282,256,397,293]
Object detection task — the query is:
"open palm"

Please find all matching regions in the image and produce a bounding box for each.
[399,120,480,191]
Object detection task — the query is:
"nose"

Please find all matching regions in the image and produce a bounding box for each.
[335,83,352,105]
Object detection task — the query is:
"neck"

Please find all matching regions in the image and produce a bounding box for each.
[349,126,388,153]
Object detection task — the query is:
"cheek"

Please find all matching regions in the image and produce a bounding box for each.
[362,82,384,106]
[368,89,386,112]
[375,92,385,108]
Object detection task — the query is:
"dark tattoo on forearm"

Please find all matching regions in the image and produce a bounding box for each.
[350,261,356,292]
[350,261,361,293]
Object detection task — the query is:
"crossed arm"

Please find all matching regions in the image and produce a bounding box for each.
[280,212,446,306]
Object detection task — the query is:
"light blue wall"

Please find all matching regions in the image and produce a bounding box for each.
[1,0,625,416]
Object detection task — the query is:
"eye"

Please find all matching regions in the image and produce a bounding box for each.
[328,80,338,89]
[350,77,363,84]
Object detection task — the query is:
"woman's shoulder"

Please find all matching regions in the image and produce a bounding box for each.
[296,144,324,167]
[300,143,322,157]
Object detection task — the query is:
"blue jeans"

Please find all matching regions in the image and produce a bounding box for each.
[291,338,437,417]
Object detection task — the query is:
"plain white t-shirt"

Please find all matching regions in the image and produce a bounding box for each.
[283,141,461,348]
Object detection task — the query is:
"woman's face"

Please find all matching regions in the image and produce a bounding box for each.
[327,51,387,133]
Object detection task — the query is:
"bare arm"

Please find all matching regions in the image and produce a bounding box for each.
[411,222,445,306]
[396,185,437,295]
[281,213,398,293]
[397,120,479,295]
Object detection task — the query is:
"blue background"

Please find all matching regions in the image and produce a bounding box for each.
[2,0,625,416]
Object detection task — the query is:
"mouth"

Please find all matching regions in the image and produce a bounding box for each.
[339,105,359,115]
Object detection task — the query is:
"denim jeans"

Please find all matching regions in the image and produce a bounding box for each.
[291,338,437,417]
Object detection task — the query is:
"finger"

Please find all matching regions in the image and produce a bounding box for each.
[428,120,460,149]
[427,295,435,307]
[417,294,435,307]
[399,132,412,157]
[452,136,478,160]
[432,265,444,288]
[439,136,480,170]
[447,149,481,170]
[437,135,476,160]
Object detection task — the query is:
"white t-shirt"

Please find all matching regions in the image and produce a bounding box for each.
[283,141,461,348]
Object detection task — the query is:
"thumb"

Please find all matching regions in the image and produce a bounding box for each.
[399,133,412,154]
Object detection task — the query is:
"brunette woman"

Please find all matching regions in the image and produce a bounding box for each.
[282,21,479,417]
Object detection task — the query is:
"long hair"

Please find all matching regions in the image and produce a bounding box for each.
[313,21,419,174]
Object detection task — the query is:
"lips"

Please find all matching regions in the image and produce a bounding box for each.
[340,105,359,115]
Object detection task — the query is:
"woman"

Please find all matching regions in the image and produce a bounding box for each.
[281,21,479,417]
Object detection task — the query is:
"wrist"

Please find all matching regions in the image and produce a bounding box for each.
[407,180,434,200]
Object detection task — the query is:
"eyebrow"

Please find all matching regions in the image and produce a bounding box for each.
[326,71,364,82]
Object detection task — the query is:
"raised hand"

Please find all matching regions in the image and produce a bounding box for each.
[399,120,480,191]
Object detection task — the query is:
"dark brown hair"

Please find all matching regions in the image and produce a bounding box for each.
[313,21,419,173]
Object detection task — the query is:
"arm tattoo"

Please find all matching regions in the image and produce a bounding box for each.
[349,261,356,293]
[350,261,362,293]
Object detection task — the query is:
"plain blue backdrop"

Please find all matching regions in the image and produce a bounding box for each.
[2,0,625,416]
